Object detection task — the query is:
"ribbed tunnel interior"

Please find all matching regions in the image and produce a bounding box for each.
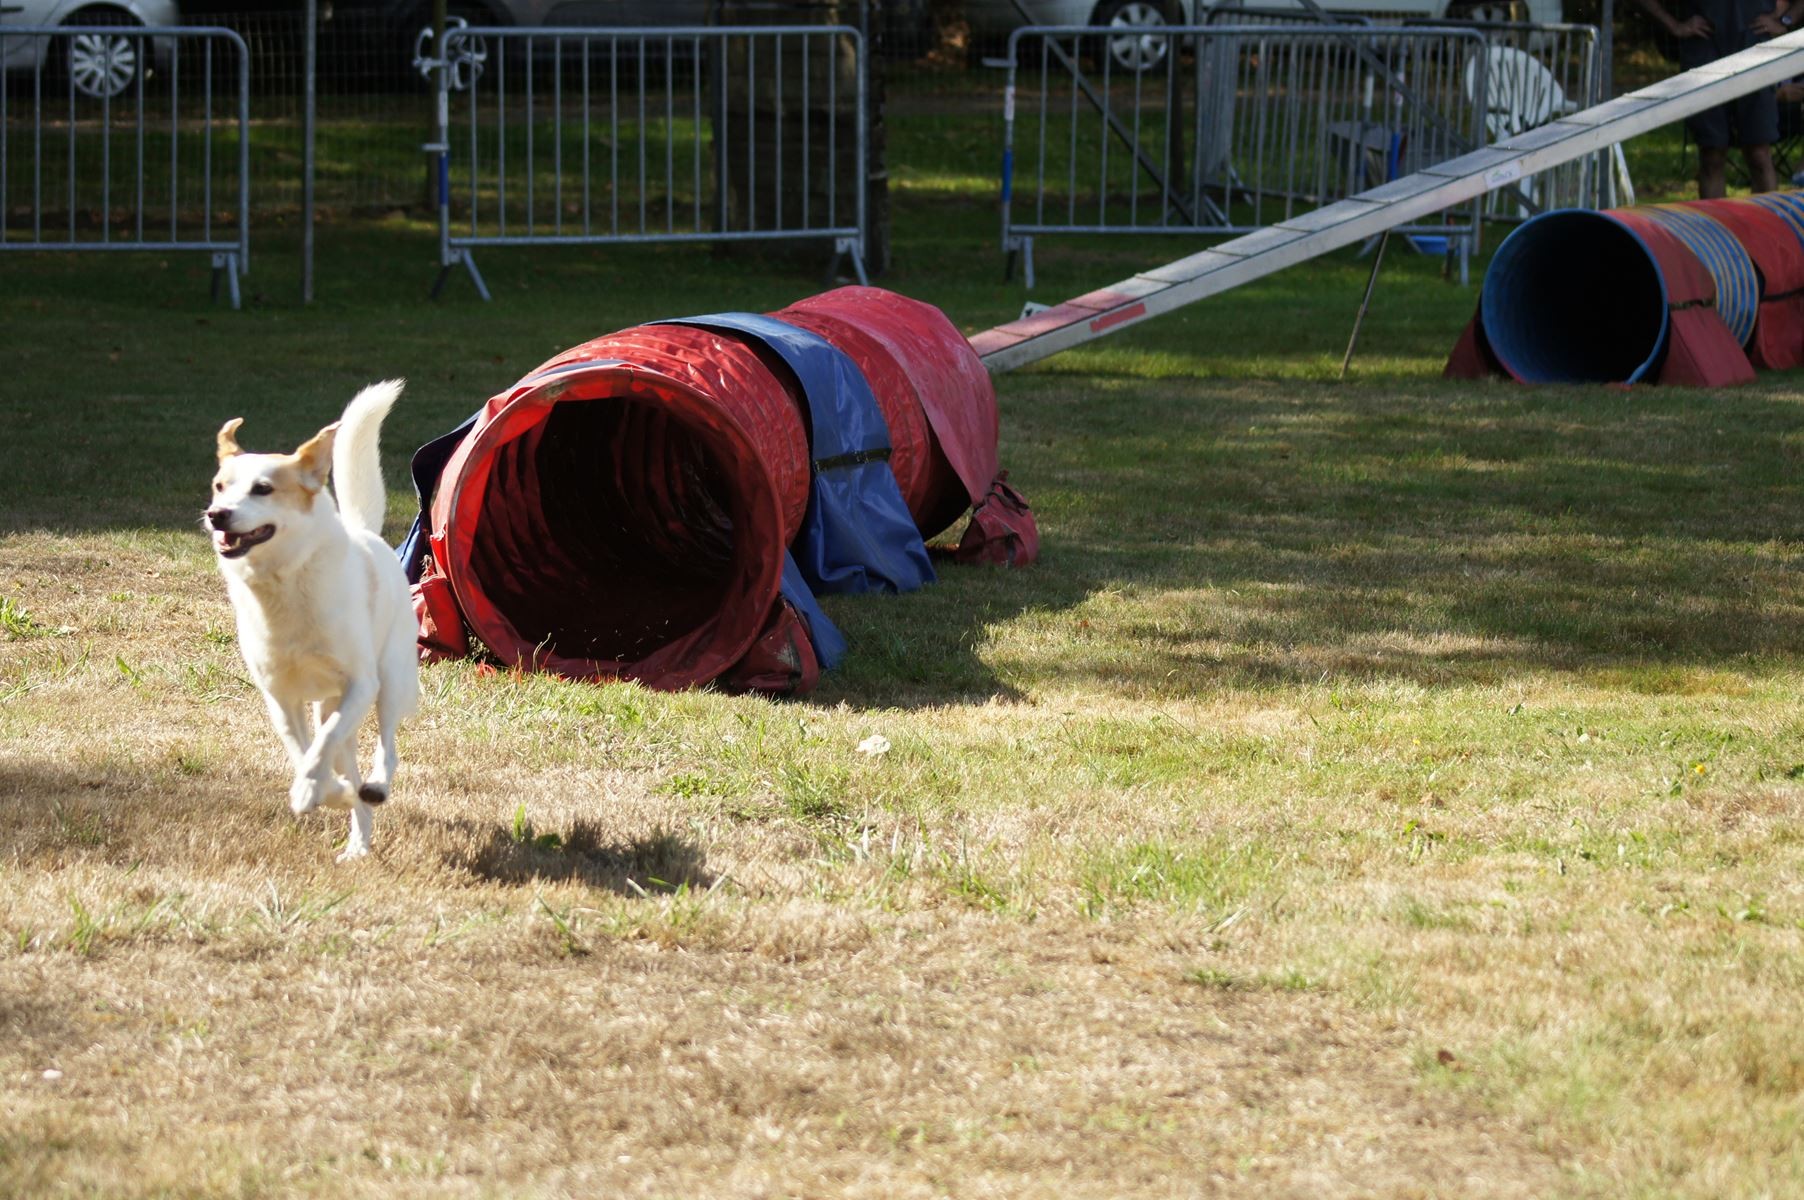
[1482,211,1669,384]
[465,395,751,673]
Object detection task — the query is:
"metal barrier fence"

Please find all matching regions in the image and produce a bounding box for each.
[422,24,868,300]
[0,25,250,307]
[999,24,1491,289]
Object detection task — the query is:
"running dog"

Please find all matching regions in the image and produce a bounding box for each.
[206,381,419,861]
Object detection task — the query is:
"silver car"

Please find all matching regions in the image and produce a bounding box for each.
[966,0,1189,72]
[966,0,1564,72]
[1,0,181,99]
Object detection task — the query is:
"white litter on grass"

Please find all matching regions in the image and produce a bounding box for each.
[855,734,892,758]
[41,1069,62,1082]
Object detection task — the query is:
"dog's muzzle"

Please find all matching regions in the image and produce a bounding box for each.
[213,523,276,559]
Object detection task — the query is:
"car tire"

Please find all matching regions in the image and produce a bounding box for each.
[1092,0,1174,75]
[62,9,144,100]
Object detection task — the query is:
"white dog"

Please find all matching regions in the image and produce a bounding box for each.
[207,381,420,861]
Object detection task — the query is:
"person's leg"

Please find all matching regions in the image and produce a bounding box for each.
[1745,144,1778,193]
[1740,87,1782,193]
[1689,102,1732,199]
[1700,145,1729,199]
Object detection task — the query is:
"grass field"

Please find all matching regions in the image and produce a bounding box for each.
[6,118,1804,1198]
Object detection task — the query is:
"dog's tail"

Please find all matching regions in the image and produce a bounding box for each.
[333,379,404,536]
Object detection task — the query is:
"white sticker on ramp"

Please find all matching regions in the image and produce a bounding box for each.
[1484,160,1525,188]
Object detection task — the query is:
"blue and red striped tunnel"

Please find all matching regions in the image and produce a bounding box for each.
[1449,193,1804,386]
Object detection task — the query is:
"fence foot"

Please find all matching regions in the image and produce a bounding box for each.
[1003,236,1035,288]
[211,253,242,311]
[827,238,869,287]
[432,249,491,302]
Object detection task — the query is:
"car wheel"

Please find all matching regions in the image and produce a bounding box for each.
[64,11,142,100]
[1094,0,1172,74]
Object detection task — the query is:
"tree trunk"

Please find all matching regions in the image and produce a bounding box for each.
[710,0,889,276]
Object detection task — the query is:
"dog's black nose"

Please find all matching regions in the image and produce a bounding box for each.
[206,507,235,530]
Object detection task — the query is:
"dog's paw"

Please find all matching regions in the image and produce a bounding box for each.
[322,777,358,812]
[335,842,372,865]
[358,783,389,806]
[289,775,325,816]
[291,775,356,815]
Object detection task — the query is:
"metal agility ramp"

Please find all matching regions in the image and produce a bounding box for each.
[971,30,1804,374]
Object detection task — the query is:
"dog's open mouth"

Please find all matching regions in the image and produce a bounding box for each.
[214,524,276,559]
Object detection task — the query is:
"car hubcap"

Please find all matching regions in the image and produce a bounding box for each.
[1107,3,1169,72]
[70,33,136,98]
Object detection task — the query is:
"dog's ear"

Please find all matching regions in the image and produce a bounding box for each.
[293,421,340,491]
[216,418,245,462]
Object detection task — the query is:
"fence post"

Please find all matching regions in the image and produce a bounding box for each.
[303,0,317,303]
[713,2,874,279]
[425,25,487,299]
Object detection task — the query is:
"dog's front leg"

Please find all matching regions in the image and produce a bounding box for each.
[332,732,364,803]
[291,675,375,817]
[262,692,312,771]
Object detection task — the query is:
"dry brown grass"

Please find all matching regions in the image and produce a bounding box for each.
[0,531,1587,1199]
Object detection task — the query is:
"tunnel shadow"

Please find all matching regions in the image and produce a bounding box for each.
[438,816,716,894]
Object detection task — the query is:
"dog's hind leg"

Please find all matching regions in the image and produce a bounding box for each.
[359,684,406,807]
[339,799,376,864]
[361,629,418,806]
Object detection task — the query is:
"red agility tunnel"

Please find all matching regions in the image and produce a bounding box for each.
[403,287,1037,696]
[1445,195,1804,386]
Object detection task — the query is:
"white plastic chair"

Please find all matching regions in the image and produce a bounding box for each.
[1464,46,1632,215]
[1470,45,1573,140]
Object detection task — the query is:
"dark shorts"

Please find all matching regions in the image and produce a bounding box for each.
[1677,0,1780,147]
[1684,86,1780,149]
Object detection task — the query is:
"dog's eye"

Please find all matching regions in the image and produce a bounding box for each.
[250,481,274,496]
[213,481,224,492]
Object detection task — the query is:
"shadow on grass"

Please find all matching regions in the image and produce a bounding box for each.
[441,818,715,894]
[963,375,1804,698]
[0,760,179,863]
